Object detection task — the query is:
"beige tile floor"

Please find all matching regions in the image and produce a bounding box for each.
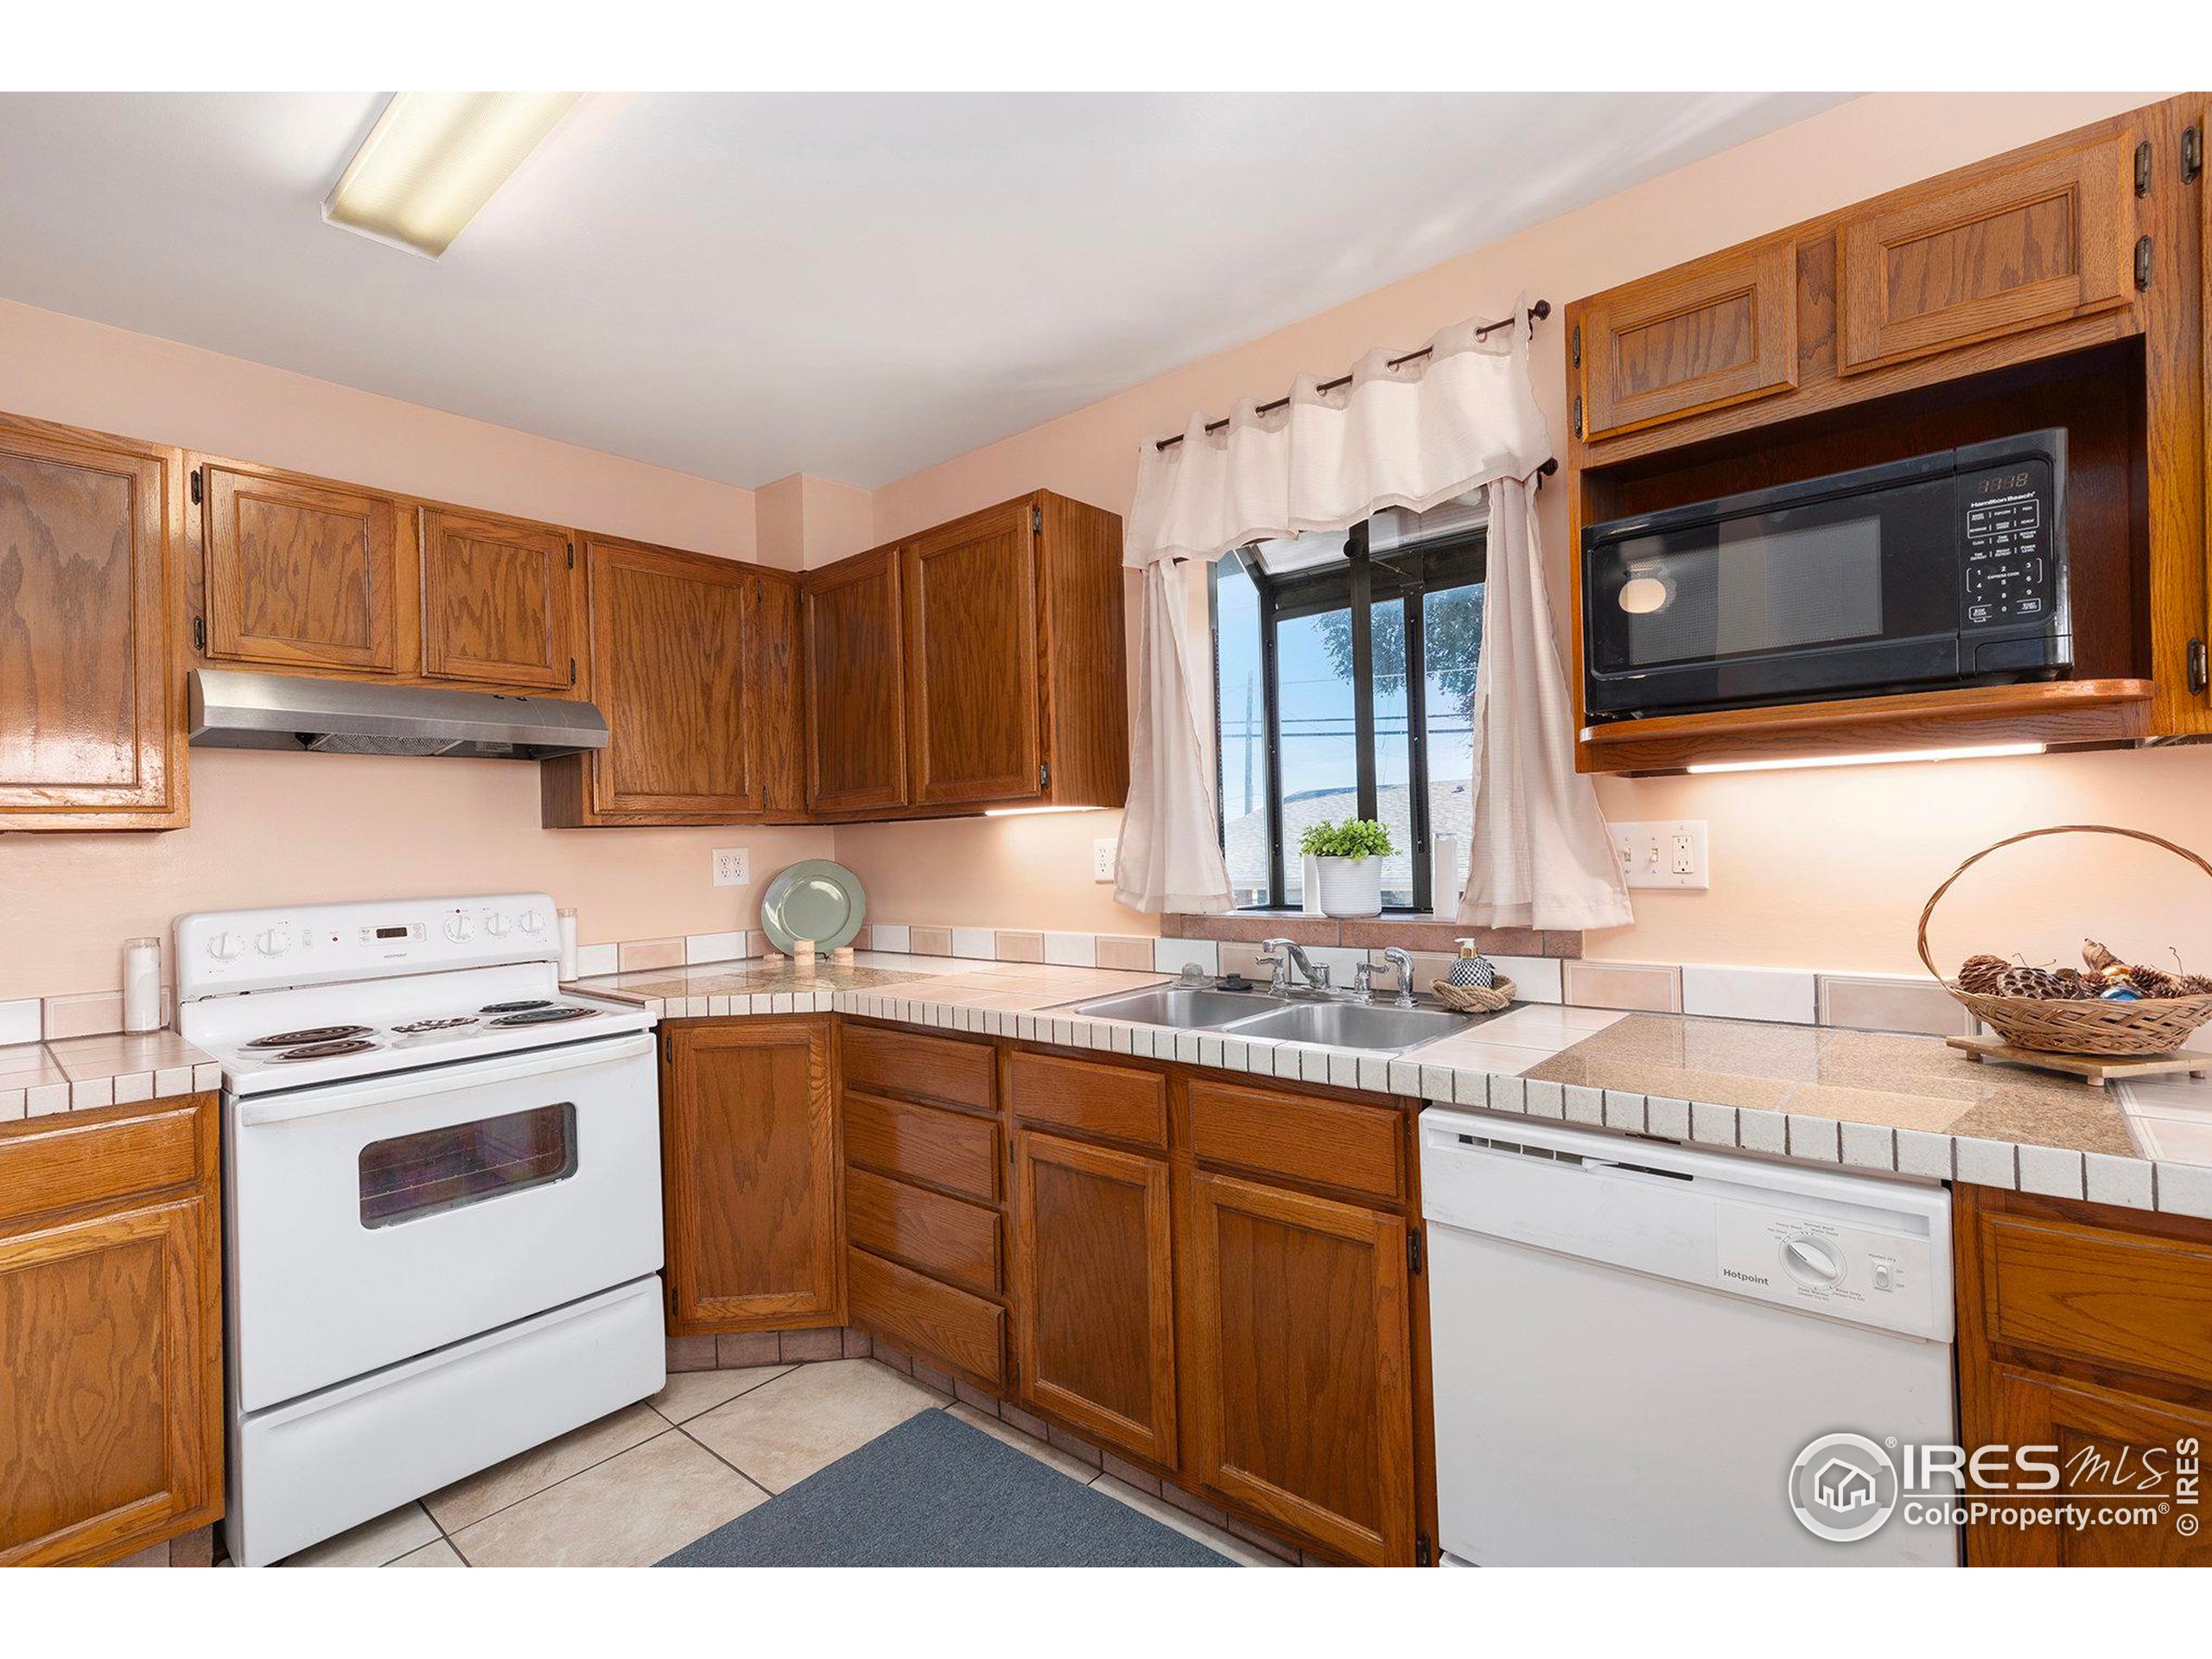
[271,1358,1275,1567]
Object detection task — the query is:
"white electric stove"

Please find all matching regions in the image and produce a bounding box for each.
[176,893,666,1567]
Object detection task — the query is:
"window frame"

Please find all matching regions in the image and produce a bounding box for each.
[1210,519,1487,915]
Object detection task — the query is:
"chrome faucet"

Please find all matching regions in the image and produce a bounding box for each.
[1352,947,1419,1007]
[1259,938,1330,997]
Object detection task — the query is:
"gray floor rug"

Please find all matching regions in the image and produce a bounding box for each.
[659,1408,1232,1567]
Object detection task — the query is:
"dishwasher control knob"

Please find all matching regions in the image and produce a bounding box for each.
[1782,1236,1844,1287]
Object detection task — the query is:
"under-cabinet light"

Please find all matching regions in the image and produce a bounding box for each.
[982,805,1107,817]
[324,92,580,258]
[1685,742,2047,775]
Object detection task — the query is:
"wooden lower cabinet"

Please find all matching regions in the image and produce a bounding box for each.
[1179,1169,1415,1567]
[1011,1129,1177,1465]
[660,1017,842,1334]
[0,1096,221,1566]
[1955,1185,2212,1567]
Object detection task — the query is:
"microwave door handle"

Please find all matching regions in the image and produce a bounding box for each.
[233,1033,655,1128]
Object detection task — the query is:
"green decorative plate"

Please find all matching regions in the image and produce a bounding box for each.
[758,859,868,954]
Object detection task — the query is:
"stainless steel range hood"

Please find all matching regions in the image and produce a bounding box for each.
[189,669,609,760]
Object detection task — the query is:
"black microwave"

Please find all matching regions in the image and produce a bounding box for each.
[1581,430,2069,721]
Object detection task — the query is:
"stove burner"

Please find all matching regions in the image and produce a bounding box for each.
[488,1006,594,1027]
[267,1038,379,1061]
[391,1016,480,1035]
[480,1000,555,1014]
[246,1024,373,1050]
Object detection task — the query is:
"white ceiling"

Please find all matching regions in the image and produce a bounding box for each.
[0,92,1849,489]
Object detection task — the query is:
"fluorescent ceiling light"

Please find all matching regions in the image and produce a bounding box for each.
[1686,742,2047,775]
[325,92,579,258]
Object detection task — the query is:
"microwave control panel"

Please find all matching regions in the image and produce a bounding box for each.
[1960,464,2054,630]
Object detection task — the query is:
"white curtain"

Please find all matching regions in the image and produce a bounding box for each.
[1115,300,1630,931]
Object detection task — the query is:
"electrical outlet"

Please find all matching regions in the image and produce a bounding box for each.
[1608,820,1709,890]
[712,847,750,887]
[1092,837,1117,883]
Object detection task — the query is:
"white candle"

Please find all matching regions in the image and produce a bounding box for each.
[124,938,162,1033]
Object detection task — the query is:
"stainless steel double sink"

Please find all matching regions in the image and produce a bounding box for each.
[1053,984,1484,1056]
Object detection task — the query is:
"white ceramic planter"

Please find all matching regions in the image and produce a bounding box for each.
[1315,855,1383,918]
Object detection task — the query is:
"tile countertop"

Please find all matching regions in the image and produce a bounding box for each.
[572,950,2212,1218]
[0,1028,221,1122]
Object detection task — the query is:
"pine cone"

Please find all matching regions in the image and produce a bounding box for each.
[1995,964,2069,999]
[2129,965,2183,1000]
[1957,954,2010,994]
[2179,974,2212,997]
[2048,968,2101,999]
[2083,938,2122,972]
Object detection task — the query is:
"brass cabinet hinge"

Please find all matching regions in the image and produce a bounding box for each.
[189,467,203,506]
[2135,138,2153,196]
[2135,235,2154,290]
[2189,639,2209,696]
[1569,322,1581,367]
[1573,394,1585,439]
[1031,504,1043,535]
[2183,125,2202,185]
[1415,1532,1433,1567]
[569,658,577,685]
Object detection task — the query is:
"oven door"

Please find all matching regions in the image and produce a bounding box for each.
[228,1033,663,1413]
[1583,468,1961,719]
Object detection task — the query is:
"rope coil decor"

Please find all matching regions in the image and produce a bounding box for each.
[1918,824,2212,1057]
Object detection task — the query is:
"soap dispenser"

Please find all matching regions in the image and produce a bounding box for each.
[1446,938,1496,989]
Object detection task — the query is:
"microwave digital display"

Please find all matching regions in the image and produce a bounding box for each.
[1581,430,2069,724]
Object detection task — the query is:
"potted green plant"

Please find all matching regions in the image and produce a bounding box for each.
[1300,818,1396,918]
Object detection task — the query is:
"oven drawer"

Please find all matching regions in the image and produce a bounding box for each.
[228,1033,664,1413]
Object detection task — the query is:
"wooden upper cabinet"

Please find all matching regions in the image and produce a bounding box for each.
[1180,1170,1414,1566]
[904,500,1042,805]
[803,546,909,813]
[581,537,759,817]
[200,464,399,674]
[1578,238,1797,442]
[419,506,579,691]
[1838,133,2134,374]
[0,415,184,830]
[753,570,807,821]
[1012,1130,1176,1466]
[661,1017,842,1334]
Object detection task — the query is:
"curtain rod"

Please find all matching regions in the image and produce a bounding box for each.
[1154,300,1552,453]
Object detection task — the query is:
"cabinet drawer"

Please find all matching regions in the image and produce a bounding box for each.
[842,1023,995,1113]
[1980,1210,2212,1386]
[1186,1078,1402,1205]
[1007,1050,1167,1149]
[844,1166,1001,1296]
[842,1090,1000,1203]
[0,1099,210,1233]
[847,1245,1005,1388]
[1838,134,2133,373]
[1579,238,1797,441]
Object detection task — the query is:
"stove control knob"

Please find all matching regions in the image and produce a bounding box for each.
[207,931,243,962]
[444,913,475,944]
[518,909,545,935]
[255,928,291,957]
[485,912,512,938]
[1782,1236,1844,1287]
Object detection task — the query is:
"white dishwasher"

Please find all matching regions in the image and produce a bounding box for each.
[1421,1108,1958,1567]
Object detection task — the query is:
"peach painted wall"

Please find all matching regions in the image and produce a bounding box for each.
[846,90,2212,977]
[0,298,835,1000]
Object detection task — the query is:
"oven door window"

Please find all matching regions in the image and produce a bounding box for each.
[1589,476,1956,675]
[359,1102,578,1228]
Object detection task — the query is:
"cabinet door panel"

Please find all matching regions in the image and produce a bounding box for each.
[662,1019,841,1332]
[1580,240,1797,441]
[586,538,758,816]
[803,549,906,812]
[0,422,180,822]
[0,1194,219,1566]
[1839,136,2133,372]
[1181,1171,1413,1565]
[905,502,1041,805]
[203,467,397,673]
[1013,1131,1175,1465]
[420,508,576,690]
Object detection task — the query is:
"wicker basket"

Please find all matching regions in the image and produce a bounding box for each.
[1918,824,2212,1057]
[1431,976,1517,1014]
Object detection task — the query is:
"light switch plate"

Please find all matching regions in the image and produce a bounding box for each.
[712,848,750,887]
[1092,837,1117,882]
[1609,820,1709,890]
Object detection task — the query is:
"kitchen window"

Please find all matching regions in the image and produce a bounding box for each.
[1211,494,1487,912]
